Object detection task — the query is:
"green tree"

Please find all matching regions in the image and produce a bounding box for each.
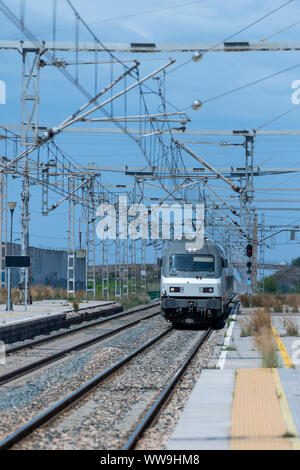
[292,257,300,266]
[264,275,277,293]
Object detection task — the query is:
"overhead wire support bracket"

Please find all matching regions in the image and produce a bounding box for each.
[48,178,88,213]
[175,141,242,194]
[59,62,140,129]
[53,59,176,135]
[0,61,175,172]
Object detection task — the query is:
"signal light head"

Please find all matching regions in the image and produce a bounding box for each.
[246,244,253,258]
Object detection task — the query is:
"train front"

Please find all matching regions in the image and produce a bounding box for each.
[160,240,226,326]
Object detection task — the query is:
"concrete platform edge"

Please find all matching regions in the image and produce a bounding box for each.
[167,369,235,450]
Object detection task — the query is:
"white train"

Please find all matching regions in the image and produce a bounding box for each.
[160,239,234,326]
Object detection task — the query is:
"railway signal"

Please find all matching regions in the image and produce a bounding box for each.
[247,247,252,276]
[246,244,253,258]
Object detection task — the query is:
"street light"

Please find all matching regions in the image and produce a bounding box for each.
[6,202,17,311]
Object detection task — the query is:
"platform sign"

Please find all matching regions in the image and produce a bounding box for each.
[5,255,31,268]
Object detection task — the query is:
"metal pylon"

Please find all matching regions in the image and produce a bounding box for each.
[259,214,266,293]
[239,136,255,295]
[0,158,7,288]
[21,48,40,146]
[243,135,255,240]
[41,166,49,215]
[140,239,147,294]
[154,243,159,289]
[251,213,258,295]
[102,238,109,300]
[20,159,30,302]
[130,239,137,295]
[85,177,96,299]
[122,238,129,297]
[67,177,76,298]
[114,238,121,298]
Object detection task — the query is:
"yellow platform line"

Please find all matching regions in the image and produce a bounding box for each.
[272,369,300,450]
[231,369,293,450]
[271,324,294,369]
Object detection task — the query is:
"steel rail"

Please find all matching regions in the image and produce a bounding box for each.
[122,327,213,450]
[6,301,160,355]
[0,309,161,386]
[0,326,173,450]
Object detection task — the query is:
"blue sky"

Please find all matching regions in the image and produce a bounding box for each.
[1,0,300,264]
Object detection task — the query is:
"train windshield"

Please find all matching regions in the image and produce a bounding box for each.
[169,254,215,273]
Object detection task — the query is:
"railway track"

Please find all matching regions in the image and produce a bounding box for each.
[0,326,173,450]
[6,301,160,355]
[122,327,213,450]
[0,303,161,386]
[0,323,214,450]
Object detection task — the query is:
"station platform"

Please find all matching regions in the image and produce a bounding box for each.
[0,300,114,326]
[168,308,300,450]
[0,300,121,344]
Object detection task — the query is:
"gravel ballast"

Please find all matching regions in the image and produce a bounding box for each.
[0,315,167,442]
[12,326,223,450]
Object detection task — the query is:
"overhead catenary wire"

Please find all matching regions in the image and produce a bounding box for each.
[0,0,185,196]
[9,0,208,40]
[88,0,208,26]
[202,60,300,106]
[261,18,300,41]
[167,0,296,75]
[2,0,300,272]
[256,103,300,130]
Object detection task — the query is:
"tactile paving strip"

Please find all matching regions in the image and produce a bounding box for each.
[231,369,293,450]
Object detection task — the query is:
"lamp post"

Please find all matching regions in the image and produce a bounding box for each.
[6,202,17,311]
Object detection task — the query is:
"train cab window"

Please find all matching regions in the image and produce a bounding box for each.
[169,254,215,272]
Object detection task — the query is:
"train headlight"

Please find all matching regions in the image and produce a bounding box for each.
[203,287,214,293]
[170,287,182,293]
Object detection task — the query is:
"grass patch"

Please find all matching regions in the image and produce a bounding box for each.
[223,346,237,352]
[239,319,253,337]
[70,298,80,312]
[226,317,236,327]
[251,308,272,333]
[239,308,280,368]
[121,293,151,311]
[0,286,70,304]
[282,318,299,337]
[239,293,250,308]
[240,293,300,314]
[0,285,153,309]
[285,294,300,313]
[254,325,279,368]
